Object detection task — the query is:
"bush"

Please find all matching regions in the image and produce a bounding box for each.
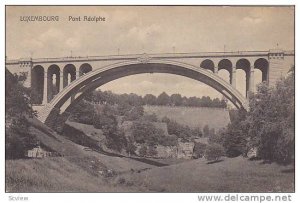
[131,121,164,146]
[5,70,38,159]
[147,146,158,157]
[69,101,95,125]
[193,142,207,159]
[139,145,147,157]
[93,113,117,131]
[204,143,225,162]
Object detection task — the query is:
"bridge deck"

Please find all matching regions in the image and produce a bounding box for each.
[5,50,295,64]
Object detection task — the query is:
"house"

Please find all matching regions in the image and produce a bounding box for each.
[155,145,177,158]
[177,141,195,159]
[27,146,53,158]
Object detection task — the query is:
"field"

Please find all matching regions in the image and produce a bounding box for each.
[144,105,230,130]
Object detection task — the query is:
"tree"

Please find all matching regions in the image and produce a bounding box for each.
[139,145,147,157]
[170,94,182,106]
[203,125,210,137]
[124,105,144,121]
[204,143,225,162]
[143,94,157,105]
[245,68,295,164]
[105,128,127,152]
[222,67,295,164]
[125,136,137,156]
[6,70,37,159]
[147,145,158,157]
[131,121,164,146]
[193,142,207,159]
[221,110,248,157]
[156,92,170,106]
[69,100,95,125]
[93,113,117,131]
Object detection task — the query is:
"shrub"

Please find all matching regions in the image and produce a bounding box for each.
[139,145,147,157]
[147,146,158,157]
[193,142,207,159]
[204,143,225,162]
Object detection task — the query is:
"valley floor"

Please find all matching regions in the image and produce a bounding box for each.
[6,155,294,192]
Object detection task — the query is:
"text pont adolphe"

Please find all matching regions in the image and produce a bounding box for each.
[68,16,106,22]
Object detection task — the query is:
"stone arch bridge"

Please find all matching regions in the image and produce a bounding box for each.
[5,50,294,123]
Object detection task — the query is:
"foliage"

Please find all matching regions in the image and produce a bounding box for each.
[86,90,227,108]
[204,143,225,162]
[162,116,202,141]
[143,94,157,105]
[69,100,95,125]
[158,134,178,146]
[246,68,295,163]
[193,142,207,159]
[131,121,164,146]
[220,67,295,164]
[147,146,158,157]
[220,110,248,157]
[202,125,210,137]
[123,105,144,121]
[105,128,127,152]
[125,136,137,155]
[5,70,37,159]
[139,145,147,157]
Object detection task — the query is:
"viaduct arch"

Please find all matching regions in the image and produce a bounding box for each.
[38,59,249,123]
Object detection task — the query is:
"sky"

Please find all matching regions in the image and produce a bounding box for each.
[6,6,295,98]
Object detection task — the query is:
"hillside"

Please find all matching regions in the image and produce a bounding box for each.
[118,156,294,192]
[5,118,294,192]
[144,105,230,130]
[5,118,156,192]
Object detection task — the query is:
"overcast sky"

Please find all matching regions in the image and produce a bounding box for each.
[6,6,294,98]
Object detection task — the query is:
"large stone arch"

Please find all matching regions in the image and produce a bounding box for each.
[38,60,249,123]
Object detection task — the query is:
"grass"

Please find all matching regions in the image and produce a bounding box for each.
[5,157,143,192]
[6,118,155,192]
[118,156,294,192]
[6,117,294,192]
[144,105,230,130]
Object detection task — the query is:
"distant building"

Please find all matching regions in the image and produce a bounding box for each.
[27,146,54,158]
[155,145,177,158]
[177,140,195,159]
[193,137,209,145]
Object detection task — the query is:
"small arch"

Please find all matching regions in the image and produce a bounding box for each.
[63,64,76,88]
[79,63,92,76]
[218,59,232,73]
[47,64,60,102]
[236,58,251,96]
[200,59,215,73]
[236,58,251,73]
[31,65,44,104]
[254,58,269,83]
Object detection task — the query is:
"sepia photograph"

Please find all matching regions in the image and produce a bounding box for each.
[5,5,295,193]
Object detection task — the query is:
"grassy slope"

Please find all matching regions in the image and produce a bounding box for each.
[6,118,294,192]
[5,118,155,192]
[65,120,105,142]
[144,105,230,130]
[119,156,294,192]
